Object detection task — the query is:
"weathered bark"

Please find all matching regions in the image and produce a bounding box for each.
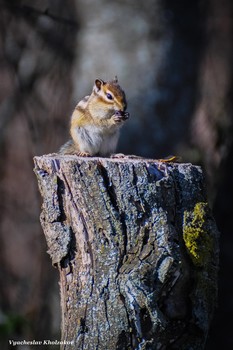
[34,155,219,350]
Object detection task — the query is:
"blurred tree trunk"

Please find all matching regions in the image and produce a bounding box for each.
[190,0,233,199]
[34,155,219,350]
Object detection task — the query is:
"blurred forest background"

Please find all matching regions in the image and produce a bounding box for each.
[0,0,232,349]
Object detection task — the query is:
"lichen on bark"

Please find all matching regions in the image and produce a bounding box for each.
[183,202,215,267]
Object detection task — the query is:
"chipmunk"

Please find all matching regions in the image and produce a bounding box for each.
[59,77,129,157]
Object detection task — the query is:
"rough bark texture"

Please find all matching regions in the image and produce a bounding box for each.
[34,155,219,350]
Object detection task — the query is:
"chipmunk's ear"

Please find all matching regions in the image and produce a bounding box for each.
[114,75,118,83]
[95,79,105,91]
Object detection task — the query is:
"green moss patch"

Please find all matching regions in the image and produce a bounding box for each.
[183,202,213,267]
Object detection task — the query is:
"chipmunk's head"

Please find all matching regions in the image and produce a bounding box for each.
[92,78,129,120]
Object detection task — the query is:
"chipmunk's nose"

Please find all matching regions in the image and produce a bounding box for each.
[115,110,125,117]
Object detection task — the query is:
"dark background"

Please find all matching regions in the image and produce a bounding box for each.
[0,0,232,349]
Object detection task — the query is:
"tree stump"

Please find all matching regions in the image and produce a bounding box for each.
[33,155,219,350]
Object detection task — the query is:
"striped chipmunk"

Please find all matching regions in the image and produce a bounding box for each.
[59,77,129,157]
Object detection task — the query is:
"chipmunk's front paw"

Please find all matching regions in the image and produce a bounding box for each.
[113,111,130,123]
[121,111,130,120]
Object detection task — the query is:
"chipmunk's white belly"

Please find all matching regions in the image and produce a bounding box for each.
[78,125,119,156]
[99,130,120,156]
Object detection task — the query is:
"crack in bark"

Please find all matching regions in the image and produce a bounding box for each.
[100,278,110,329]
[97,162,118,212]
[58,167,95,270]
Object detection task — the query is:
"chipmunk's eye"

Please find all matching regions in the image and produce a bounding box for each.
[106,93,113,100]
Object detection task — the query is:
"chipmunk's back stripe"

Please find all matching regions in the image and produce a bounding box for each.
[75,95,89,111]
